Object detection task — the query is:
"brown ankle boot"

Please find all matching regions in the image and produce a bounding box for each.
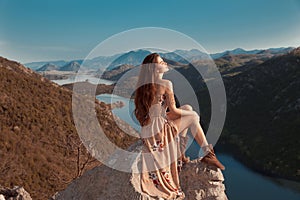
[201,146,225,170]
[182,155,190,164]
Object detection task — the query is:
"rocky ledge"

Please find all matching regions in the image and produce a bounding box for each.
[51,141,227,200]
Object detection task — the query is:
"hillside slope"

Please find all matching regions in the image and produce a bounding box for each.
[0,57,138,199]
[207,48,300,180]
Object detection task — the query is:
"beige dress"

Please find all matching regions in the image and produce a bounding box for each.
[131,94,185,199]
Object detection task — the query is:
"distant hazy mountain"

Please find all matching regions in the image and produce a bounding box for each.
[160,49,210,63]
[101,64,135,81]
[36,63,59,71]
[210,47,294,59]
[82,53,122,71]
[24,60,68,70]
[24,47,295,72]
[24,53,121,72]
[60,61,81,72]
[106,49,151,71]
[99,47,295,86]
[256,47,294,55]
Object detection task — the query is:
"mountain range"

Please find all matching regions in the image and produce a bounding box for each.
[24,47,295,73]
[36,61,81,72]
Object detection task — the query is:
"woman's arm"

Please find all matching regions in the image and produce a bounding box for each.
[164,80,195,117]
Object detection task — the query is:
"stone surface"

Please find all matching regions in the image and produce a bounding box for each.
[0,186,32,200]
[51,140,227,200]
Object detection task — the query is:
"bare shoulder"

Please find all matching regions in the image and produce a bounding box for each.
[160,79,173,92]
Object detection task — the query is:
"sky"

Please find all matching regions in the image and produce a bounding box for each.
[0,0,300,63]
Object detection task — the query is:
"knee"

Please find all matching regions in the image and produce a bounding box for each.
[191,111,200,122]
[181,104,193,111]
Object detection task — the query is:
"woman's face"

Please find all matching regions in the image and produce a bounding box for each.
[154,56,169,74]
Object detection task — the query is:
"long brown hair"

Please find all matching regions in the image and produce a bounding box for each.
[134,53,160,126]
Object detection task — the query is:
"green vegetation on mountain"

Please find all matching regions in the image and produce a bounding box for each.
[198,48,300,181]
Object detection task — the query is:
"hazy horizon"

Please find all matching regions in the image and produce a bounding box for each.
[21,45,298,64]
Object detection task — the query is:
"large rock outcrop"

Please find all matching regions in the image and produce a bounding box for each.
[51,141,227,200]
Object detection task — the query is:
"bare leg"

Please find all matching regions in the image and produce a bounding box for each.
[177,105,190,138]
[172,108,208,148]
[177,105,191,163]
[172,105,225,170]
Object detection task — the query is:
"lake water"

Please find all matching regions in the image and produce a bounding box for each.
[96,93,300,200]
[52,74,114,85]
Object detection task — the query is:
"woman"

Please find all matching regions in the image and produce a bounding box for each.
[133,53,225,199]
